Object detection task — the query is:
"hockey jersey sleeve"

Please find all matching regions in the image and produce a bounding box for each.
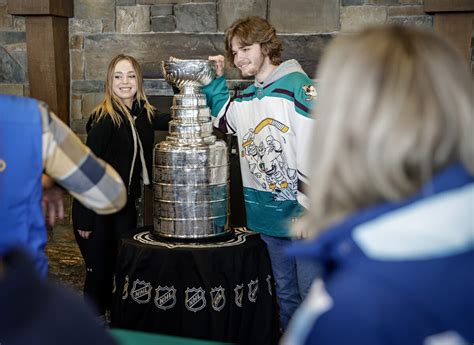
[291,77,317,211]
[202,76,237,134]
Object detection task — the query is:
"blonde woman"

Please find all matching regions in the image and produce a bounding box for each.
[72,54,169,320]
[282,26,474,344]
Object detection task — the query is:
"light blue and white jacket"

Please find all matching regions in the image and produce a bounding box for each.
[282,163,474,345]
[202,60,316,237]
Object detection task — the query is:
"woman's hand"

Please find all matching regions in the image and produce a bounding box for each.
[169,56,183,62]
[78,230,92,239]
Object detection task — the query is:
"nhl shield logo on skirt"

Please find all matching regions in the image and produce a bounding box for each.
[185,287,206,312]
[210,286,226,311]
[154,286,177,310]
[234,284,243,307]
[248,279,259,303]
[131,279,152,304]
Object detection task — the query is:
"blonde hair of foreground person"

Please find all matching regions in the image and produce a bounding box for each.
[92,54,155,126]
[294,25,474,238]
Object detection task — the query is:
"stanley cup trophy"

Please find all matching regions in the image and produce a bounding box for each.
[152,59,232,240]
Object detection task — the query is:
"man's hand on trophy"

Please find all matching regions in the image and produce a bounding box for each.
[169,56,183,62]
[209,55,225,77]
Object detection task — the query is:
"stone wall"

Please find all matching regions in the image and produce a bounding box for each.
[0,0,453,138]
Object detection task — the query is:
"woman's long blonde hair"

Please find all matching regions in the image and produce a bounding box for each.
[295,25,474,238]
[91,54,155,126]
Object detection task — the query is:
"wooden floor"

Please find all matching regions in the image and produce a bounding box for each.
[46,223,85,293]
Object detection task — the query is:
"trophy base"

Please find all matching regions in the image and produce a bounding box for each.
[150,226,234,244]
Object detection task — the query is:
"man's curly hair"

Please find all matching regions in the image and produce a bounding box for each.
[224,16,282,67]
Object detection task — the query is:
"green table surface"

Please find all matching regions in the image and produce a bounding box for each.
[110,328,233,345]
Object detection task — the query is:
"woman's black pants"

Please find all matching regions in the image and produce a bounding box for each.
[74,202,137,316]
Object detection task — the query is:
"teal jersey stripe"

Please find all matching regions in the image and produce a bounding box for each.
[233,72,314,117]
[243,187,302,237]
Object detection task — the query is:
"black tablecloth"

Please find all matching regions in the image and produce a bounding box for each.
[111,228,279,345]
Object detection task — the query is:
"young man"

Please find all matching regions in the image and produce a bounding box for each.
[203,16,319,329]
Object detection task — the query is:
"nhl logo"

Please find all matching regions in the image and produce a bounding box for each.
[302,84,317,101]
[154,286,177,310]
[131,279,152,304]
[210,286,226,312]
[234,284,243,307]
[185,287,206,312]
[248,279,259,303]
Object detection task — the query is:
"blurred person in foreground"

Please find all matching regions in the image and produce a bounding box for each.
[0,250,118,345]
[0,95,126,278]
[282,25,474,345]
[0,95,126,344]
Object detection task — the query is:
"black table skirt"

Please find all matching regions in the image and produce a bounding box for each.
[111,228,280,345]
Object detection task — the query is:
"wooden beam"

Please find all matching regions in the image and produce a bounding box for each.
[424,0,473,63]
[7,0,73,124]
[7,0,73,18]
[424,0,474,13]
[25,16,71,124]
[433,13,473,62]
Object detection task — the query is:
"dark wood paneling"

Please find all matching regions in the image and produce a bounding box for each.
[26,16,70,124]
[424,0,474,13]
[433,13,473,62]
[7,0,73,17]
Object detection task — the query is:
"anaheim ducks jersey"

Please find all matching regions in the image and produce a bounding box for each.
[202,60,316,237]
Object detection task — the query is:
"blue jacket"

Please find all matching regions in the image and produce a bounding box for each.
[0,95,48,276]
[283,163,474,345]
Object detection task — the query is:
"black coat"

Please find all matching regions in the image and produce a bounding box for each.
[72,100,170,230]
[85,100,170,199]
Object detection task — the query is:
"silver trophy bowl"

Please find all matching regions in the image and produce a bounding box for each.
[161,59,217,93]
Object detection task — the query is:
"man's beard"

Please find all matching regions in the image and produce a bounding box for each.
[241,66,258,77]
[240,53,266,77]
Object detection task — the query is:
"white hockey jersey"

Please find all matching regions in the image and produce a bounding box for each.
[202,60,316,237]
